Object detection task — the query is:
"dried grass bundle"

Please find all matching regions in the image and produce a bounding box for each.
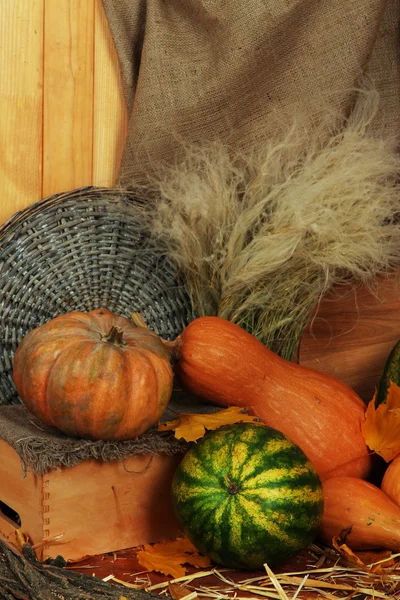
[129,89,400,359]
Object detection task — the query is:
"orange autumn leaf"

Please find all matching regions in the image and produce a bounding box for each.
[332,536,370,569]
[356,550,395,574]
[332,536,394,573]
[362,382,400,462]
[158,406,260,442]
[136,537,211,579]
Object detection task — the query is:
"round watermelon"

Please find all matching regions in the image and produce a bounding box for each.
[171,423,324,570]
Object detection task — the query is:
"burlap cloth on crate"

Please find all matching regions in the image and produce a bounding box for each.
[101,0,400,185]
[0,392,221,476]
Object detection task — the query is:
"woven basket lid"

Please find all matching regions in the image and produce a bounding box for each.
[0,186,195,405]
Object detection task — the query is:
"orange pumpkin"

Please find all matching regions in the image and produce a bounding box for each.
[13,308,173,440]
[168,316,372,480]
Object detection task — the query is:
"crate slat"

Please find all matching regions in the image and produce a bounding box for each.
[0,439,182,561]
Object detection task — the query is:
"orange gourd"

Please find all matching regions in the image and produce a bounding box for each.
[168,316,371,480]
[13,308,173,440]
[319,477,400,551]
[381,455,400,506]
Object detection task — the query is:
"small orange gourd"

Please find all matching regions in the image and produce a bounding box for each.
[168,316,371,480]
[381,454,400,506]
[319,477,400,551]
[13,308,173,440]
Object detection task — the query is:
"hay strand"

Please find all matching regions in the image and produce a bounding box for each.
[144,543,400,600]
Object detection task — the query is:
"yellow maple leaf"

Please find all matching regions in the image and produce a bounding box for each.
[136,537,211,579]
[362,382,400,462]
[158,406,260,442]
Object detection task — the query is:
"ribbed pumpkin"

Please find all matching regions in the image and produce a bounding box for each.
[171,423,324,570]
[13,308,173,440]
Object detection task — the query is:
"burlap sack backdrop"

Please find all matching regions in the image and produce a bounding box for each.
[102,0,400,185]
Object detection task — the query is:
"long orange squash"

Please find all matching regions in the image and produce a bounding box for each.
[168,316,371,480]
[319,477,400,551]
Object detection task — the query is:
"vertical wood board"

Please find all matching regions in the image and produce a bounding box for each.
[0,1,44,217]
[42,0,95,197]
[0,0,127,225]
[93,1,128,187]
[299,276,400,400]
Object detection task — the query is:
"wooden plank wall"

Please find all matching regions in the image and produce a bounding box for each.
[300,278,400,401]
[0,0,127,224]
[0,0,399,400]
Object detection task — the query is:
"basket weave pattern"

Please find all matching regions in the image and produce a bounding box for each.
[0,187,194,405]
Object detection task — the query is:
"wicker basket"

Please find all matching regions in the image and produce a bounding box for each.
[0,187,194,405]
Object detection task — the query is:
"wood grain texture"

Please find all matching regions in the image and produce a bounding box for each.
[0,441,182,562]
[0,0,127,224]
[299,276,400,401]
[42,0,95,197]
[0,0,44,218]
[93,1,128,187]
[0,441,44,554]
[43,453,182,561]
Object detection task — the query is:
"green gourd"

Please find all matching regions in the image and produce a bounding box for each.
[375,340,400,407]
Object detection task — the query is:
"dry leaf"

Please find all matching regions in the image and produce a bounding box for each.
[168,583,189,600]
[137,537,211,578]
[362,382,400,462]
[168,583,198,600]
[332,536,369,569]
[158,406,260,442]
[332,536,394,574]
[356,550,395,574]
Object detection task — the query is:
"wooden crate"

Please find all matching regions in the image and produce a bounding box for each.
[0,440,183,562]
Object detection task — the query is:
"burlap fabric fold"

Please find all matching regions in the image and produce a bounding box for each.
[102,0,400,184]
[0,392,221,476]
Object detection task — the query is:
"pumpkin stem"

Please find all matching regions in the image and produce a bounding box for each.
[162,336,183,361]
[130,312,148,328]
[130,311,183,359]
[103,326,126,346]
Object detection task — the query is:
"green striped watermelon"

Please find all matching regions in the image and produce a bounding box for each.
[171,423,324,570]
